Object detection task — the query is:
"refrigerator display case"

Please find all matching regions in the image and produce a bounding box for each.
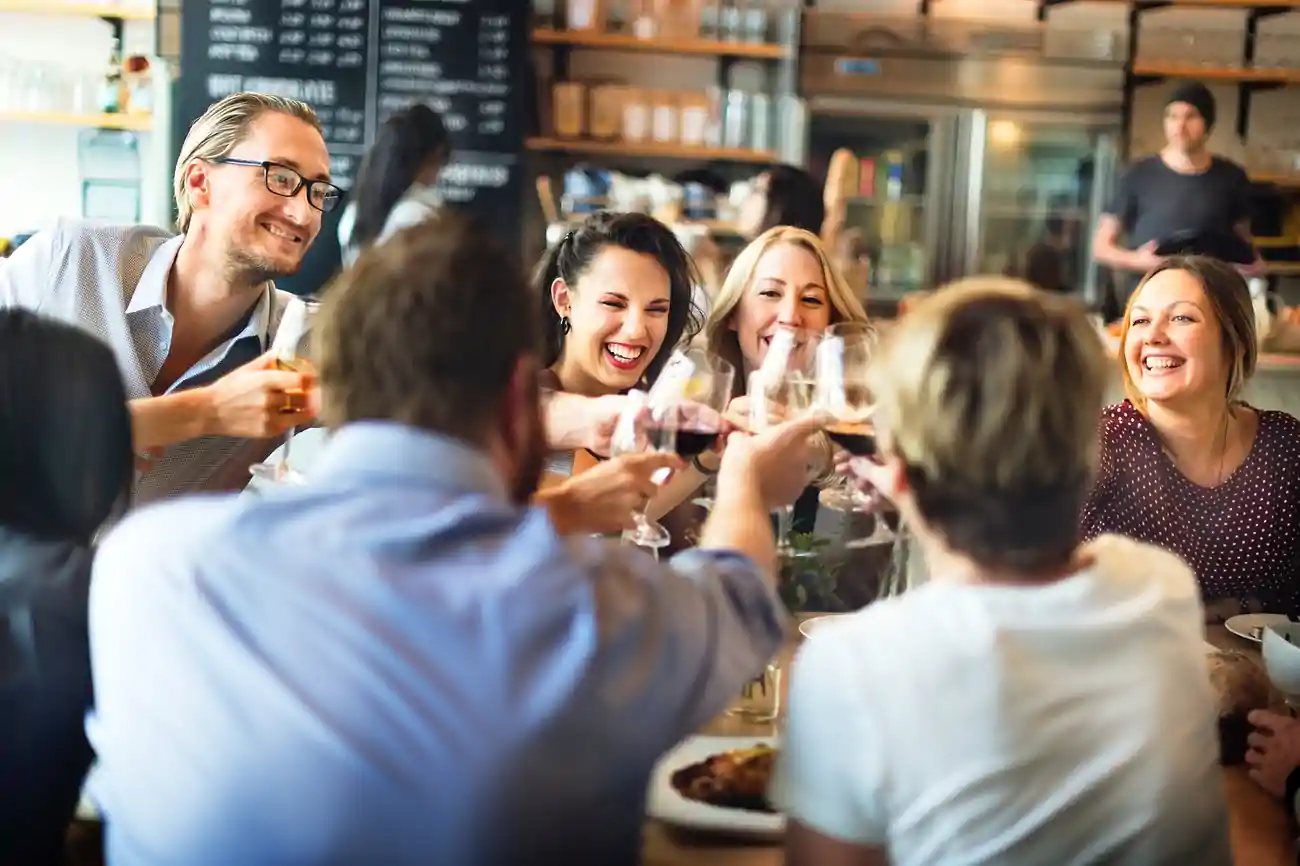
[800,12,1124,313]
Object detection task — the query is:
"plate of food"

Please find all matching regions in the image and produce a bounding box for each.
[647,735,784,840]
[1225,613,1292,644]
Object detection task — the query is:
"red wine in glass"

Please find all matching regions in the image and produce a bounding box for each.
[646,425,716,459]
[826,422,876,457]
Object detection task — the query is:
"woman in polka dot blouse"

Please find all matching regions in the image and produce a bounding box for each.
[1081,256,1300,618]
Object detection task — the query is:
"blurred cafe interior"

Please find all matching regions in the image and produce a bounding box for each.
[10,0,1300,865]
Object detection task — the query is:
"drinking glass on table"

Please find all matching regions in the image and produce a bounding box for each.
[248,296,319,485]
[610,391,678,551]
[815,321,894,547]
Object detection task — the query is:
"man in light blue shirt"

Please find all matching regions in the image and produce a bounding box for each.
[87,212,819,866]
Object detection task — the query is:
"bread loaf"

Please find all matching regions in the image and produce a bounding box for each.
[1206,649,1272,764]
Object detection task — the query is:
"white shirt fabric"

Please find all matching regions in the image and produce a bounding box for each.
[771,533,1232,866]
[0,220,290,504]
[337,185,441,267]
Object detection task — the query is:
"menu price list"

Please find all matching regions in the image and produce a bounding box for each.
[182,0,525,244]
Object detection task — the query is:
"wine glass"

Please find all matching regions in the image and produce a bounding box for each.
[610,391,678,551]
[815,321,894,548]
[649,347,735,513]
[747,366,817,557]
[249,297,319,485]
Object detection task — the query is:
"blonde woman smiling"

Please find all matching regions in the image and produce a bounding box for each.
[695,226,870,538]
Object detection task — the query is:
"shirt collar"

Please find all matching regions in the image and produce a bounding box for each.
[126,233,277,349]
[125,234,184,314]
[311,421,508,499]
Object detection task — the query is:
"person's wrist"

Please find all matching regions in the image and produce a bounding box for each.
[693,449,721,475]
[188,386,219,438]
[537,485,578,535]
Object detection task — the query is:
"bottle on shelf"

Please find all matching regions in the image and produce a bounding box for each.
[99,38,123,114]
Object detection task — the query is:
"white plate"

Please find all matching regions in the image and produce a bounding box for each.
[647,735,784,841]
[1225,613,1292,644]
[798,613,852,639]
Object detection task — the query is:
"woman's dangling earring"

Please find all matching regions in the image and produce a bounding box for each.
[559,316,571,336]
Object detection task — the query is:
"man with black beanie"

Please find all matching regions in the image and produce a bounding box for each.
[1091,80,1260,314]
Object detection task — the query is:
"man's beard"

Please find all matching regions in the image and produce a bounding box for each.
[227,245,302,287]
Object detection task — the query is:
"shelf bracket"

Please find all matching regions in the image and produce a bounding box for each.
[1239,81,1285,140]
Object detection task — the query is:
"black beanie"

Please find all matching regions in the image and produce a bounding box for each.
[1167,81,1216,130]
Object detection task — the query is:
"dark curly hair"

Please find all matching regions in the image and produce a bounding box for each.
[531,211,703,388]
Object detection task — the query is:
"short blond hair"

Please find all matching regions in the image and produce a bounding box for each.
[703,226,867,391]
[869,277,1109,572]
[173,92,321,232]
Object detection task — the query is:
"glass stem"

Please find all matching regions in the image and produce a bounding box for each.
[280,428,296,473]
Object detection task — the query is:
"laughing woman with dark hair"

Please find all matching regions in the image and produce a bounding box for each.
[532,211,713,518]
[337,103,450,266]
[0,309,133,865]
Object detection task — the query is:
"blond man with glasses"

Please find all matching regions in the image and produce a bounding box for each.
[0,92,342,503]
[771,279,1231,866]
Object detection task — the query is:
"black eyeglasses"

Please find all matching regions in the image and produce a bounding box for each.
[210,158,343,214]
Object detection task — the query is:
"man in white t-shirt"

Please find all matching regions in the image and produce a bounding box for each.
[771,278,1231,866]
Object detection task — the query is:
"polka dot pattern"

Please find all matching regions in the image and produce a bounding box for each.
[1081,401,1300,615]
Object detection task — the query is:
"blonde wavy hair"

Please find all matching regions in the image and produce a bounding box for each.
[868,276,1109,573]
[173,92,321,233]
[703,226,868,386]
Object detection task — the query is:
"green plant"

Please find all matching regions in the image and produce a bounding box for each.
[778,531,845,614]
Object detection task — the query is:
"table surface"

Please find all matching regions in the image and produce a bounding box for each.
[643,621,1296,866]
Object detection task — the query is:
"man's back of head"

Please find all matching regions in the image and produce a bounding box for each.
[315,212,536,448]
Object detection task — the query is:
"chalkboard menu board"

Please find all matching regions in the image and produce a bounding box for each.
[179,0,526,293]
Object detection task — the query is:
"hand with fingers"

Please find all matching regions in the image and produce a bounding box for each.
[1245,709,1300,799]
[203,351,318,440]
[719,413,827,510]
[546,452,685,535]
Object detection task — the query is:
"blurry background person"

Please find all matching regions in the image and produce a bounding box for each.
[693,164,829,301]
[338,103,450,266]
[1080,257,1300,618]
[1019,196,1081,294]
[736,164,826,240]
[776,279,1230,866]
[0,310,133,865]
[1091,81,1259,319]
[0,92,324,504]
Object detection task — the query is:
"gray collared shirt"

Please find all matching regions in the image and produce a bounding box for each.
[0,219,291,505]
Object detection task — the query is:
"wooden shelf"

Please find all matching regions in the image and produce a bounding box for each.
[0,1,156,19]
[0,110,153,130]
[1263,262,1300,276]
[527,136,775,163]
[532,28,788,59]
[1131,62,1300,83]
[1252,173,1300,187]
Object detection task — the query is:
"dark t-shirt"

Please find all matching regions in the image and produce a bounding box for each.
[1105,154,1253,300]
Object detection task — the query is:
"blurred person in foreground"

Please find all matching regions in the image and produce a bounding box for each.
[86,213,821,866]
[0,91,331,504]
[0,310,134,865]
[774,278,1230,866]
